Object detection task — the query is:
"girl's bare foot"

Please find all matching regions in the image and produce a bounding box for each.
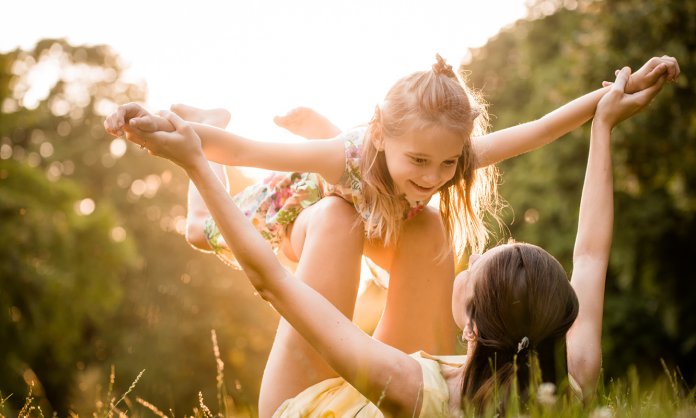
[273,106,341,140]
[170,104,231,129]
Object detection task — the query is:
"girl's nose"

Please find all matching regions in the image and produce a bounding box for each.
[420,172,441,186]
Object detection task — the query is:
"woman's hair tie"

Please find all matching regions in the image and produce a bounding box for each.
[517,336,530,354]
[432,54,457,79]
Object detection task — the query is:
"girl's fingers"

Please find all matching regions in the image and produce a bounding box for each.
[662,55,679,79]
[116,107,126,126]
[137,114,183,143]
[158,110,188,131]
[632,75,667,108]
[156,109,187,132]
[602,81,613,87]
[129,116,158,132]
[645,63,667,83]
[105,114,123,136]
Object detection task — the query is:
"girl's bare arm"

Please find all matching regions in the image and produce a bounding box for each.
[474,86,607,167]
[187,122,346,184]
[474,56,678,167]
[105,104,346,184]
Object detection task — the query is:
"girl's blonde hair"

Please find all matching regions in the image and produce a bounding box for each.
[359,55,499,257]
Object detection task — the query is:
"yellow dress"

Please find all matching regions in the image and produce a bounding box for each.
[273,351,465,418]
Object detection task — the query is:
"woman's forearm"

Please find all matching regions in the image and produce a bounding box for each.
[574,121,614,260]
[566,120,613,395]
[186,159,286,287]
[185,162,228,250]
[185,160,425,409]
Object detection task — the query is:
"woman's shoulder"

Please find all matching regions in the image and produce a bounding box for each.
[413,351,466,368]
[410,351,466,417]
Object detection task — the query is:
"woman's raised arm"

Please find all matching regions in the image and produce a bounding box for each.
[566,68,666,397]
[138,111,425,416]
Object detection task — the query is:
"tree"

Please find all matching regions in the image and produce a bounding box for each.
[0,159,132,413]
[463,0,696,383]
[0,40,277,415]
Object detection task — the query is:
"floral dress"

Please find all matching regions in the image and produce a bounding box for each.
[203,127,426,269]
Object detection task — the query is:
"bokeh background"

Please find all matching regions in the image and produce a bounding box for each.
[1,0,694,415]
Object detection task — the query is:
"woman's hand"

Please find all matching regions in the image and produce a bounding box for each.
[603,55,679,92]
[595,66,666,128]
[104,102,175,141]
[136,110,206,170]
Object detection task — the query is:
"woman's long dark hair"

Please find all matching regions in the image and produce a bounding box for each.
[460,243,579,414]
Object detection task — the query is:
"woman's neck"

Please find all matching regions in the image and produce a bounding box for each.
[442,357,467,418]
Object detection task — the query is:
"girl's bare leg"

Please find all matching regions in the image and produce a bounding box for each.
[170,104,231,128]
[276,107,388,330]
[364,206,457,354]
[352,276,388,335]
[173,105,232,250]
[274,107,341,139]
[258,197,364,417]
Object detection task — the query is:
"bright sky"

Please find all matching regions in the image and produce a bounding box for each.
[2,0,527,143]
[3,0,529,280]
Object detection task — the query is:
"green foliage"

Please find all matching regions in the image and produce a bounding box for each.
[465,0,696,384]
[2,0,694,413]
[0,159,131,414]
[0,40,276,415]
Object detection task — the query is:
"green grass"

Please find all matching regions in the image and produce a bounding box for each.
[3,368,694,417]
[2,334,694,417]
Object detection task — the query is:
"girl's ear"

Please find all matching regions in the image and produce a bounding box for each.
[372,134,385,152]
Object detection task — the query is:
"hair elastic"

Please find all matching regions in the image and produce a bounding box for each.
[517,336,530,354]
[432,54,457,79]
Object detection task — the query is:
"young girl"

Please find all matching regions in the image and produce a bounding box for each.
[124,65,668,416]
[105,55,677,415]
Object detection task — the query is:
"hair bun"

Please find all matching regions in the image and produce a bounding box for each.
[432,54,457,79]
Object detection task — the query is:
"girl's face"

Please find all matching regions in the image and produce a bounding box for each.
[380,121,464,203]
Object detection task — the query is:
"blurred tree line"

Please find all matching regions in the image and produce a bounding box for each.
[465,0,695,384]
[0,40,277,415]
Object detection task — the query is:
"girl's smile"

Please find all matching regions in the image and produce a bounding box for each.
[408,179,437,194]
